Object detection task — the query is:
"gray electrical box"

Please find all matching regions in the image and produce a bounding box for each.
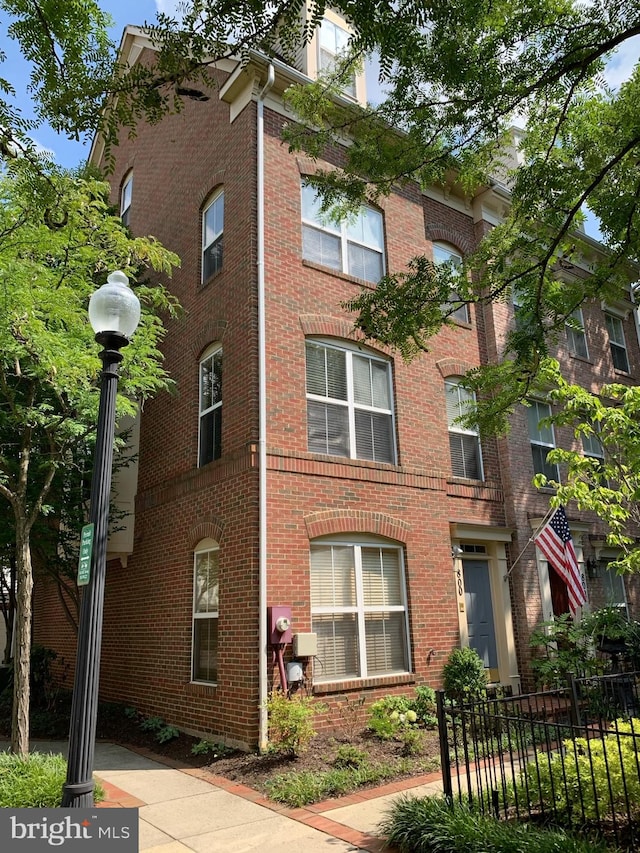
[293,632,317,657]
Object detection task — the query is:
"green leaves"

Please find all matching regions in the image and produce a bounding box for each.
[0,161,179,519]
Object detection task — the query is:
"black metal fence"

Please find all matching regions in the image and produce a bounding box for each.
[436,673,640,849]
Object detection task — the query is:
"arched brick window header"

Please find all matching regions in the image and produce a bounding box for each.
[426,227,474,257]
[190,320,228,360]
[435,357,476,379]
[304,509,410,542]
[299,314,391,357]
[197,171,226,207]
[188,517,225,548]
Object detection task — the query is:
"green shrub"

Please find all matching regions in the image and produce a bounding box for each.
[138,715,179,743]
[379,795,608,853]
[368,695,412,739]
[442,647,488,702]
[139,715,164,732]
[155,724,179,744]
[0,752,104,808]
[333,744,367,769]
[412,685,437,728]
[264,691,323,757]
[516,717,640,822]
[399,726,423,757]
[191,739,233,757]
[529,614,601,688]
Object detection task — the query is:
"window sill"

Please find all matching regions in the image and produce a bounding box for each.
[447,475,485,485]
[302,259,378,289]
[568,353,592,364]
[613,368,633,378]
[200,268,224,289]
[313,672,415,695]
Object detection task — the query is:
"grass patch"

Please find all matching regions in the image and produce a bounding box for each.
[0,752,104,808]
[265,759,415,807]
[379,796,609,853]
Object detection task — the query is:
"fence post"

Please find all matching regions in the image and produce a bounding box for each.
[436,689,453,801]
[569,676,582,728]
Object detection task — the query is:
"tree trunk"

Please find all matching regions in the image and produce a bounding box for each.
[11,519,32,755]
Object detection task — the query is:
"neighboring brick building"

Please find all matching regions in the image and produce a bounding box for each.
[34,12,640,749]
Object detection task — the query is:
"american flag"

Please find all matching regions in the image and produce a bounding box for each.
[534,506,586,614]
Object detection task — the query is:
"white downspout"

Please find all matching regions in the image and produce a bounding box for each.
[257,63,275,752]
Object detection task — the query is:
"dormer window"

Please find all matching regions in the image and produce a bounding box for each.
[318,19,356,98]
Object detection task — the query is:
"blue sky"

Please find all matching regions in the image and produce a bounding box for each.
[6,0,161,169]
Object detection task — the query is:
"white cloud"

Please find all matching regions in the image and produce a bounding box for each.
[155,1,182,16]
[603,35,640,90]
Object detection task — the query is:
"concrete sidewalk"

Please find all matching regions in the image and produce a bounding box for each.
[28,740,445,852]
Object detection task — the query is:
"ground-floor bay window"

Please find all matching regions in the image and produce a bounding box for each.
[310,540,410,683]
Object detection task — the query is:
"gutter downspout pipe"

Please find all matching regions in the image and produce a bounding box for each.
[257,63,275,752]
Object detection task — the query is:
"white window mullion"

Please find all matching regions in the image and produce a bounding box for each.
[353,546,368,678]
[340,228,349,275]
[345,351,358,458]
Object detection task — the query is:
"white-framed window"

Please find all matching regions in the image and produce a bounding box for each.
[199,345,222,466]
[434,243,468,323]
[605,312,630,372]
[120,173,133,227]
[318,18,356,98]
[202,190,224,281]
[306,340,395,463]
[566,307,589,359]
[301,181,384,283]
[582,428,604,462]
[445,378,483,479]
[310,540,410,682]
[597,559,628,613]
[192,539,219,683]
[526,400,559,481]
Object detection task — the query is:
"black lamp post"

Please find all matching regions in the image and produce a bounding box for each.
[62,271,140,808]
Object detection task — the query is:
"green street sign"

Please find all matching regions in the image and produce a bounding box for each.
[78,523,94,586]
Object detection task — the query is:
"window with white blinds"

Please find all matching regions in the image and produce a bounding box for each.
[445,379,483,480]
[310,542,410,682]
[306,340,395,463]
[301,182,384,283]
[192,541,219,683]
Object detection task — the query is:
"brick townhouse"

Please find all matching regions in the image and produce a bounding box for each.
[33,9,640,748]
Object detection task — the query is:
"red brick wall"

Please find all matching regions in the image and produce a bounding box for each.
[32,54,640,747]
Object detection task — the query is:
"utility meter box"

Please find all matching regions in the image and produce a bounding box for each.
[293,632,317,657]
[267,606,292,644]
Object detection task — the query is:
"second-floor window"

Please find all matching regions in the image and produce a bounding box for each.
[434,243,468,323]
[566,307,588,359]
[202,190,224,281]
[301,182,384,283]
[199,345,222,466]
[306,340,395,463]
[120,173,133,227]
[445,379,483,479]
[605,313,629,372]
[526,400,559,481]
